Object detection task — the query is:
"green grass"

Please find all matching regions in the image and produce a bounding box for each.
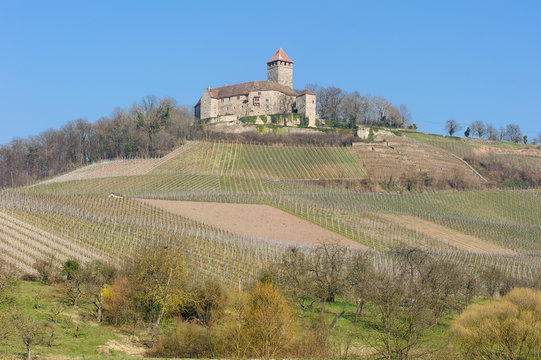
[0,280,141,360]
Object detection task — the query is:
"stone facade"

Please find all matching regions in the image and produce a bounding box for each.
[195,49,317,127]
[267,60,293,88]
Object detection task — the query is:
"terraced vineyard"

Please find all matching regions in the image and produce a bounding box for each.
[3,139,541,286]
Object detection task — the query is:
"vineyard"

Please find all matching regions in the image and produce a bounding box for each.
[2,139,541,287]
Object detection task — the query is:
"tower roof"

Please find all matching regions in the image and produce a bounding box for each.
[267,48,294,64]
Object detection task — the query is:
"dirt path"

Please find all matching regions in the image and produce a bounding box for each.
[139,199,365,249]
[376,213,513,254]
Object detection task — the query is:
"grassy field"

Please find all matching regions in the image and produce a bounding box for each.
[0,280,472,360]
[0,281,143,360]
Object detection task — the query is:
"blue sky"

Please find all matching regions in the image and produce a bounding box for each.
[1,0,540,144]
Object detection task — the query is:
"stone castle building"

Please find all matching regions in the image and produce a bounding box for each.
[195,49,317,126]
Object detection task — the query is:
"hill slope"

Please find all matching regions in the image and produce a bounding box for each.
[2,133,540,286]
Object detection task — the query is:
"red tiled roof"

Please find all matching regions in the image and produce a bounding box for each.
[209,81,299,99]
[266,48,293,64]
[297,89,315,96]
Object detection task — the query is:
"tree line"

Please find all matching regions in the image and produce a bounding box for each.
[1,242,539,359]
[307,85,415,130]
[445,119,540,144]
[0,96,196,188]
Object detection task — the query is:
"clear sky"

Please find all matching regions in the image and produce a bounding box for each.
[1,0,540,145]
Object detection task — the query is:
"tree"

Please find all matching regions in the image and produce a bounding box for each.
[523,135,528,144]
[127,246,189,346]
[451,287,541,360]
[63,262,85,307]
[84,260,116,322]
[274,247,316,317]
[244,282,295,359]
[464,127,471,138]
[502,124,523,143]
[14,314,43,360]
[102,276,142,334]
[533,131,541,145]
[399,104,412,127]
[445,120,461,136]
[369,248,464,359]
[34,254,61,285]
[486,124,499,140]
[307,242,349,312]
[190,279,227,330]
[61,259,80,280]
[134,96,175,156]
[470,121,486,138]
[347,253,374,322]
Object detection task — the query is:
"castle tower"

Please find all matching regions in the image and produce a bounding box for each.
[267,48,293,88]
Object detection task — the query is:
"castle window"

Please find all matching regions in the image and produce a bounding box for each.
[237,96,240,99]
[253,97,260,106]
[312,100,315,104]
[258,92,261,95]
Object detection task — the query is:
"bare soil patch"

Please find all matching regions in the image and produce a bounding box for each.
[376,213,513,254]
[139,199,365,249]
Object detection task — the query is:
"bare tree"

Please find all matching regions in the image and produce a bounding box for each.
[14,314,43,360]
[307,242,349,312]
[347,253,373,322]
[502,124,523,143]
[470,121,486,138]
[445,120,461,136]
[486,124,499,140]
[274,247,316,318]
[399,104,412,126]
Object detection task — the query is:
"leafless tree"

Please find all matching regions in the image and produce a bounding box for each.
[14,314,43,360]
[307,242,349,312]
[502,124,523,143]
[347,252,374,322]
[274,247,316,318]
[470,121,486,138]
[486,124,499,140]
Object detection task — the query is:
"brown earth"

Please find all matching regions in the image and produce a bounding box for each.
[376,213,513,254]
[139,199,365,249]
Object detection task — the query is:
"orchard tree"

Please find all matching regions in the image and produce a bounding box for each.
[127,245,190,346]
[84,260,116,322]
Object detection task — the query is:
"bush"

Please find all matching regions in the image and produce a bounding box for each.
[239,116,257,124]
[243,282,295,359]
[150,319,211,358]
[451,287,541,359]
[33,255,61,285]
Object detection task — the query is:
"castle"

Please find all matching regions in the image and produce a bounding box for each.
[195,49,317,127]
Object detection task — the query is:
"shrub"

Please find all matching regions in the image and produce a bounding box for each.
[150,319,211,358]
[239,116,257,124]
[244,282,295,359]
[451,287,541,359]
[33,255,61,285]
[270,114,282,124]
